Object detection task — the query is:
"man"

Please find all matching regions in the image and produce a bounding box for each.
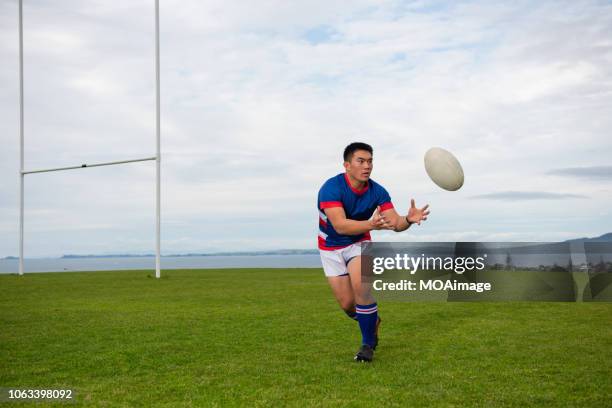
[317,142,430,362]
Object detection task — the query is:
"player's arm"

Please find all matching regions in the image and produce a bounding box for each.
[324,206,392,235]
[381,199,430,232]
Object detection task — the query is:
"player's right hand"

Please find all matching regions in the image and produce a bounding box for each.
[369,207,394,230]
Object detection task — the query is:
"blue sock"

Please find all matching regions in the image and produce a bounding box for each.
[356,303,378,347]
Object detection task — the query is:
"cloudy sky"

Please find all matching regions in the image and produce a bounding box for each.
[1,0,611,258]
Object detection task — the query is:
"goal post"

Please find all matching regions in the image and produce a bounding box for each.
[17,0,162,278]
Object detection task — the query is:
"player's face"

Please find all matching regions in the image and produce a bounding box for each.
[345,150,373,183]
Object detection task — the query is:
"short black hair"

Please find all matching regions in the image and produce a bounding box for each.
[343,142,373,162]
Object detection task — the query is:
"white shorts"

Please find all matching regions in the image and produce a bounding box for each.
[319,241,367,277]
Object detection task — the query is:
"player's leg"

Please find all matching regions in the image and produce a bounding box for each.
[347,255,380,361]
[347,255,375,305]
[320,249,357,320]
[326,275,358,320]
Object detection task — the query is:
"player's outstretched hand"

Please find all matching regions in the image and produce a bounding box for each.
[370,207,394,230]
[407,199,430,226]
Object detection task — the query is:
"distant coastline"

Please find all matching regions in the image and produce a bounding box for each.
[60,249,319,259]
[2,232,610,260]
[1,249,319,260]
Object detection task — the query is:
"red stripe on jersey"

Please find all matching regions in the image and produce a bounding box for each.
[319,217,327,228]
[320,201,343,209]
[379,202,394,211]
[344,173,369,195]
[318,236,350,250]
[318,234,372,251]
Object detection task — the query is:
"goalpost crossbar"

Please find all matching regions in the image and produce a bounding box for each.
[22,157,157,175]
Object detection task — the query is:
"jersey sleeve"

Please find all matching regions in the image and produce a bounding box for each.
[318,179,344,210]
[376,185,394,211]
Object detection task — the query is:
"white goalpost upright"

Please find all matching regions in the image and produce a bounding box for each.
[17,0,162,278]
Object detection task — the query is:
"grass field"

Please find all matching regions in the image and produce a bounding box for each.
[1,268,611,407]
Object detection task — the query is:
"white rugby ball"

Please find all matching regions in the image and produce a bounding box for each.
[424,147,464,191]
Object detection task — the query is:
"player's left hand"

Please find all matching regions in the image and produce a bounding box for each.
[406,199,430,225]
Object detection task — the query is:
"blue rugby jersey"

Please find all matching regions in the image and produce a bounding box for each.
[317,173,394,250]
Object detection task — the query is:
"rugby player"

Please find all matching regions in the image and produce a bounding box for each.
[317,142,430,362]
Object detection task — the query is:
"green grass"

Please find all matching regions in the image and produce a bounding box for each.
[1,268,611,407]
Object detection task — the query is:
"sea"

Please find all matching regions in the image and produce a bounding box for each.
[2,241,610,274]
[0,254,323,274]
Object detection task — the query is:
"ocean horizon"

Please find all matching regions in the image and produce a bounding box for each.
[0,254,323,274]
